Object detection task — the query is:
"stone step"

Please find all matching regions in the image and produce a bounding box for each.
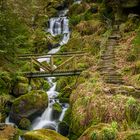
[104,79,124,84]
[104,73,123,78]
[113,25,119,31]
[109,35,121,40]
[101,57,115,60]
[104,77,123,81]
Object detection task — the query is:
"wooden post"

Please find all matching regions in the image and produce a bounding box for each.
[30,58,33,72]
[50,56,54,71]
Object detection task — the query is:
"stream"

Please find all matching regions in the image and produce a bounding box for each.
[5,0,81,139]
[31,8,70,132]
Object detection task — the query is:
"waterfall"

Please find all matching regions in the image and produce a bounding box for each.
[31,8,70,132]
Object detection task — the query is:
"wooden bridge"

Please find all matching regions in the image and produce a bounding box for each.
[19,52,87,78]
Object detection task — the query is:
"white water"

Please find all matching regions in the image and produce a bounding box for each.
[31,9,70,131]
[74,0,82,4]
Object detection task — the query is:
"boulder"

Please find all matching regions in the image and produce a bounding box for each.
[12,76,29,97]
[78,123,118,140]
[10,90,48,125]
[13,83,29,97]
[23,129,69,140]
[52,102,62,120]
[58,121,69,136]
[19,118,31,130]
[0,123,19,140]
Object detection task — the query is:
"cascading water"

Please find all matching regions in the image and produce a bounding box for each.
[74,0,82,4]
[31,9,70,132]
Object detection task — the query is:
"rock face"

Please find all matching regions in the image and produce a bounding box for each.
[10,90,48,125]
[0,124,19,140]
[23,129,69,140]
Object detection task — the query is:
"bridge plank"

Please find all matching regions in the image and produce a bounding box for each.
[24,70,82,78]
[32,57,52,72]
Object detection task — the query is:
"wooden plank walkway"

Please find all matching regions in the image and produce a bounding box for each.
[23,70,83,78]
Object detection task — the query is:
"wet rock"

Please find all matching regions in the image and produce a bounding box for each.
[89,4,98,14]
[58,121,69,136]
[10,90,48,126]
[43,122,56,131]
[52,102,62,120]
[23,129,69,140]
[0,123,19,140]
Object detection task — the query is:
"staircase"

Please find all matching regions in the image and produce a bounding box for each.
[99,25,124,85]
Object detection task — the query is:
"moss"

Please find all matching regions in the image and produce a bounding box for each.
[13,82,29,97]
[19,118,31,130]
[56,76,77,96]
[0,72,12,94]
[70,92,140,136]
[23,129,69,140]
[52,102,62,113]
[76,20,104,36]
[63,108,71,126]
[10,90,48,125]
[42,80,50,91]
[52,102,62,120]
[78,123,118,140]
[117,130,140,140]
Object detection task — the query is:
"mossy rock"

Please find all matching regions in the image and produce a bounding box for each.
[31,79,44,90]
[19,118,31,130]
[76,20,104,36]
[0,72,12,94]
[78,123,118,140]
[13,82,29,97]
[23,129,69,140]
[10,90,48,125]
[63,108,71,126]
[14,76,28,83]
[42,80,50,91]
[52,102,62,120]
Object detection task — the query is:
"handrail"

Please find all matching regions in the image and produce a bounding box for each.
[18,51,86,57]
